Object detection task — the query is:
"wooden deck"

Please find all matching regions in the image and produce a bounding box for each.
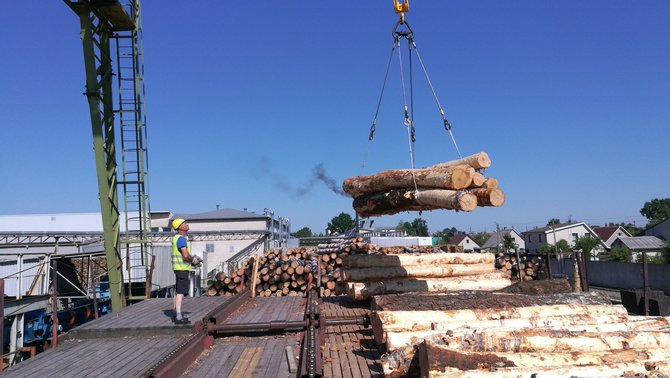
[223,296,306,324]
[321,297,384,378]
[2,335,190,377]
[184,336,300,378]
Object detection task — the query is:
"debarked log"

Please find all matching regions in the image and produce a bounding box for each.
[353,189,477,217]
[468,188,505,207]
[417,340,670,374]
[347,274,511,300]
[342,167,473,198]
[428,152,491,170]
[371,304,628,338]
[342,263,495,281]
[384,328,670,353]
[417,339,670,377]
[342,252,495,269]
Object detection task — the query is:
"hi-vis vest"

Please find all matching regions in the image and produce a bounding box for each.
[171,234,191,271]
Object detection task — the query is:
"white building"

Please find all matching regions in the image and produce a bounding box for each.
[480,229,526,253]
[449,234,480,252]
[523,222,607,256]
[611,236,665,260]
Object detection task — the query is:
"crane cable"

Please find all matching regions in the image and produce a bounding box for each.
[365,17,463,178]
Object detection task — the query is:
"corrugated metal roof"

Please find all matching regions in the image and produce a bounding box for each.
[0,212,138,232]
[616,236,665,250]
[173,208,267,221]
[481,230,515,249]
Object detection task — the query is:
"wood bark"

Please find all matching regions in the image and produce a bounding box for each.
[353,189,477,217]
[347,274,511,300]
[342,263,495,281]
[428,152,491,170]
[342,167,473,198]
[343,252,495,268]
[468,188,505,207]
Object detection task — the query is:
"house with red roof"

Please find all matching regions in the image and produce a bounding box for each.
[448,234,480,252]
[592,226,632,249]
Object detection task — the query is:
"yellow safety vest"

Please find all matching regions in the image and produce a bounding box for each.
[171,234,192,271]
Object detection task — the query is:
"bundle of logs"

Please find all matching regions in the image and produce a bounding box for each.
[341,252,512,300]
[494,253,542,281]
[342,152,505,217]
[372,297,670,377]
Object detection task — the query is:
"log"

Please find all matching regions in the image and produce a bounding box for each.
[428,152,491,170]
[468,188,505,207]
[207,287,218,296]
[481,177,498,189]
[342,167,473,198]
[470,172,486,187]
[343,252,495,268]
[348,275,512,300]
[353,189,477,217]
[342,263,495,281]
[417,340,670,377]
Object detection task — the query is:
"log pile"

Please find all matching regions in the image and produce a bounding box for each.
[494,253,542,280]
[342,252,512,300]
[373,298,670,377]
[342,152,505,217]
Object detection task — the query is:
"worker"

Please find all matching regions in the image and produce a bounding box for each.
[171,218,194,324]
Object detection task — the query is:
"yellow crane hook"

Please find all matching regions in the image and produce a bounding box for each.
[393,0,409,23]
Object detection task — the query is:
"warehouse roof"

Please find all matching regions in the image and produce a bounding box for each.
[173,208,267,221]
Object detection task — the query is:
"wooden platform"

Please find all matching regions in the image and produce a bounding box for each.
[70,296,233,338]
[321,297,384,378]
[184,336,300,378]
[224,296,306,324]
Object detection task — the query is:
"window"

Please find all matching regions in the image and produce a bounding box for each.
[571,233,578,244]
[539,234,542,243]
[206,243,215,253]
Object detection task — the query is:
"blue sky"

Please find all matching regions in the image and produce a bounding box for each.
[1,1,668,234]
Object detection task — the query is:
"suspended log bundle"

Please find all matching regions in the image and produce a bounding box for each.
[343,152,505,217]
[374,300,670,377]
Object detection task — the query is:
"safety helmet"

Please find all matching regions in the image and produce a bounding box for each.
[172,218,186,230]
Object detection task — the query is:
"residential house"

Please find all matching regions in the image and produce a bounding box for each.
[644,218,670,241]
[523,222,607,257]
[611,236,665,260]
[480,229,526,253]
[592,226,632,249]
[449,234,480,252]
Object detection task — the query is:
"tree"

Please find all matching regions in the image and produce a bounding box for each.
[502,234,519,253]
[327,212,354,234]
[640,198,670,225]
[609,246,632,262]
[538,243,553,255]
[555,239,571,253]
[291,227,313,238]
[547,218,561,226]
[470,232,490,247]
[398,218,429,237]
[575,235,602,261]
[433,227,459,244]
[664,242,670,264]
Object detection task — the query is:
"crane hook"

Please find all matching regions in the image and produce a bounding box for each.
[393,0,409,23]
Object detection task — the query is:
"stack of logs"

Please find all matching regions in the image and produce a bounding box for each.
[371,295,670,377]
[494,253,542,280]
[342,253,512,300]
[342,152,505,217]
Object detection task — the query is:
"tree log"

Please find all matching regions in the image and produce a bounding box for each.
[468,188,505,207]
[343,252,495,268]
[347,275,511,300]
[471,172,486,187]
[353,189,477,217]
[428,152,491,170]
[343,263,494,281]
[342,167,473,198]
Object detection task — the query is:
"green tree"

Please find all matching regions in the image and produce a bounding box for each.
[470,232,490,247]
[502,234,519,253]
[640,198,670,225]
[291,227,313,238]
[398,218,429,236]
[547,218,561,226]
[575,235,602,261]
[555,239,571,252]
[609,246,632,262]
[664,242,670,264]
[433,227,459,244]
[327,212,354,234]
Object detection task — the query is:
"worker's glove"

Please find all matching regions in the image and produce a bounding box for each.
[191,254,203,267]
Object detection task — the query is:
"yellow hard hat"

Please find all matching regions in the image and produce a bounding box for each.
[172,218,186,230]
